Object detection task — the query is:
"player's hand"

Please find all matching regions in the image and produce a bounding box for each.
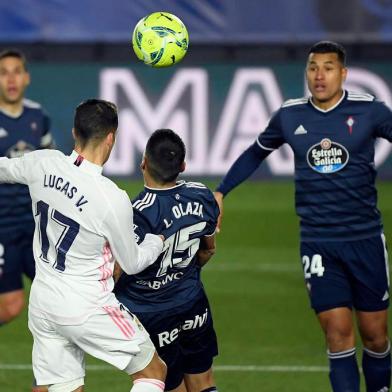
[113,261,123,283]
[159,234,165,242]
[213,191,224,233]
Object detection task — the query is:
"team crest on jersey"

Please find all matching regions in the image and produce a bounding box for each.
[306,138,349,174]
[346,116,355,134]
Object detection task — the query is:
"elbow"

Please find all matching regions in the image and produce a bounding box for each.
[206,248,216,257]
[196,247,216,267]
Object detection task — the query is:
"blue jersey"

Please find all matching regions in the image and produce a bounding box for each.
[0,99,53,232]
[217,91,392,241]
[115,181,219,313]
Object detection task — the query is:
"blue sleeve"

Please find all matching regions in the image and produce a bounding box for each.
[203,189,220,234]
[256,109,286,150]
[373,101,392,142]
[215,141,271,196]
[216,110,285,196]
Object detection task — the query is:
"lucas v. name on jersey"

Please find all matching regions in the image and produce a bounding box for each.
[43,174,89,211]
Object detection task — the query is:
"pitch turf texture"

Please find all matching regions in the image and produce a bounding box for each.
[1,180,391,391]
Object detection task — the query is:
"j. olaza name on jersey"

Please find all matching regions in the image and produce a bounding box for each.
[43,174,88,211]
[171,201,203,220]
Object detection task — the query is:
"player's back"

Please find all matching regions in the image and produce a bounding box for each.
[21,149,128,324]
[115,181,219,313]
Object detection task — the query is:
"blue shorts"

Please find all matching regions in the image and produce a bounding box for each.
[131,292,218,390]
[0,225,35,294]
[300,234,389,313]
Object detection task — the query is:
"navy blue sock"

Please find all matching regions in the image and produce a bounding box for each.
[200,388,218,392]
[328,347,360,392]
[362,341,391,392]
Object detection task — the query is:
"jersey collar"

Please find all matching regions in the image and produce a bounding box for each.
[68,150,103,175]
[144,180,186,194]
[309,90,346,113]
[0,105,24,118]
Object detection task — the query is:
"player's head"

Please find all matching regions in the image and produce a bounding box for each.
[0,49,30,105]
[142,129,186,185]
[72,99,118,163]
[306,41,347,106]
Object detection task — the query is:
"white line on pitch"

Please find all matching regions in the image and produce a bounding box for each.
[0,364,328,372]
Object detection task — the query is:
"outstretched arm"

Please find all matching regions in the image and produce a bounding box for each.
[216,141,270,196]
[214,142,271,230]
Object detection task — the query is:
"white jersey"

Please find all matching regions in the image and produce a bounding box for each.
[0,149,163,324]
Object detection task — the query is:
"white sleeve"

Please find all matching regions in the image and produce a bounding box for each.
[103,190,163,275]
[0,156,30,184]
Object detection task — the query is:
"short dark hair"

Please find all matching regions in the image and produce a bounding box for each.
[308,41,346,66]
[73,99,118,148]
[0,49,28,70]
[145,129,186,183]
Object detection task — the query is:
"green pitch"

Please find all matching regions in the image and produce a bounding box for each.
[1,180,391,391]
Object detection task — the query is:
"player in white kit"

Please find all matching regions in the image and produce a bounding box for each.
[0,99,167,392]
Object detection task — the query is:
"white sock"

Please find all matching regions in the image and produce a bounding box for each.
[131,378,165,392]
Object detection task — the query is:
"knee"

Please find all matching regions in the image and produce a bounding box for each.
[325,325,355,351]
[362,334,389,353]
[0,295,25,323]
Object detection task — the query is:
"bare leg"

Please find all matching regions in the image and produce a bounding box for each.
[317,307,359,392]
[357,309,390,392]
[184,368,216,392]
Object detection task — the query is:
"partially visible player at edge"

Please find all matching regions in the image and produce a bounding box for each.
[0,49,55,327]
[215,41,392,392]
[0,99,167,392]
[115,129,220,392]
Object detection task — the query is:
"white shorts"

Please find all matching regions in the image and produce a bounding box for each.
[28,303,155,386]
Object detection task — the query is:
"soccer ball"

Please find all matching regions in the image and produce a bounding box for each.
[132,12,189,68]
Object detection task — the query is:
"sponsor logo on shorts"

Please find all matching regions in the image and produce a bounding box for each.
[157,308,208,347]
[306,138,349,174]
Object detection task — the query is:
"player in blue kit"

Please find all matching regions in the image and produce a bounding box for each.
[0,49,54,327]
[115,129,220,392]
[214,41,392,392]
